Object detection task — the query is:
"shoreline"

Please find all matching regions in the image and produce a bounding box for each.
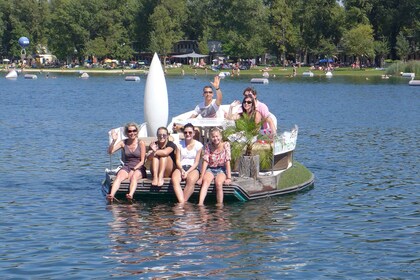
[0,66,398,77]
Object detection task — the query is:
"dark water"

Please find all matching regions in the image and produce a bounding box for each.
[0,72,418,279]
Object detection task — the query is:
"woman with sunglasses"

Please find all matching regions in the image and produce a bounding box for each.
[227,96,262,125]
[148,127,177,187]
[197,127,231,206]
[172,123,203,204]
[107,122,147,202]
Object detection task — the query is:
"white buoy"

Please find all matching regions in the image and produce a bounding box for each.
[250,78,269,84]
[408,80,420,86]
[125,75,140,81]
[401,72,415,79]
[80,72,89,79]
[5,70,18,79]
[302,71,314,77]
[144,53,168,136]
[24,74,38,79]
[325,71,333,78]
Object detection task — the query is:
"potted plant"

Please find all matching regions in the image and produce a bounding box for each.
[223,114,263,178]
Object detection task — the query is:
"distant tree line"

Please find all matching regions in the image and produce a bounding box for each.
[0,0,418,67]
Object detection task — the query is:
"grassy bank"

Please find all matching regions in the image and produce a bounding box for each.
[2,62,419,77]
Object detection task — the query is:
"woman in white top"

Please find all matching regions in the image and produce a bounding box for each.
[172,123,203,204]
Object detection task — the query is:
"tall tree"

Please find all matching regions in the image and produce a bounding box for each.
[341,23,375,66]
[395,31,410,61]
[268,0,293,66]
[148,0,187,64]
[374,37,390,67]
[215,0,268,59]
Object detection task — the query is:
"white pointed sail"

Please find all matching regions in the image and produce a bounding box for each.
[144,53,168,136]
[5,70,18,79]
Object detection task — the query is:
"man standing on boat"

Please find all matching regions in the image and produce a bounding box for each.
[189,76,223,118]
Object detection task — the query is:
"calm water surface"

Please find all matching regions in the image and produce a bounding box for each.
[0,72,419,279]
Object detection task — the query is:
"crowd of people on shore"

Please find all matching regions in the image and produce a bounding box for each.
[107,76,276,206]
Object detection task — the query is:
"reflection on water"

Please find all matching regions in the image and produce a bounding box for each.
[105,199,298,278]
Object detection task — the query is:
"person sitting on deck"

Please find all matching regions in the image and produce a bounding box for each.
[226,87,277,134]
[243,87,276,134]
[197,127,232,206]
[172,123,203,204]
[226,95,262,125]
[107,122,147,202]
[189,75,223,118]
[148,127,177,187]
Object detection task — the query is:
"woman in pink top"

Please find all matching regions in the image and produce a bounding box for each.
[197,127,232,206]
[243,87,277,134]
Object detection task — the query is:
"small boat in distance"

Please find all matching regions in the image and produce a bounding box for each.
[24,74,38,79]
[408,79,420,86]
[125,75,140,82]
[250,78,269,84]
[302,71,314,77]
[79,72,89,79]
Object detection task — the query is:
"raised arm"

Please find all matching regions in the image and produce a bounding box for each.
[210,75,223,106]
[108,129,123,154]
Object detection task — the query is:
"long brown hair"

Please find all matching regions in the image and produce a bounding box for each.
[240,96,256,118]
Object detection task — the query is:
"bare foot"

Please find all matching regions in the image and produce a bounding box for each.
[157,178,165,187]
[151,178,158,186]
[126,194,133,201]
[106,194,114,203]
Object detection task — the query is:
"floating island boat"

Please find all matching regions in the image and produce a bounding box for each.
[102,53,314,203]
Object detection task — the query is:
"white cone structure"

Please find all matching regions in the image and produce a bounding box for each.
[144,53,168,136]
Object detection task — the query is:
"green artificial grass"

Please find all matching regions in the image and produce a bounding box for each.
[277,161,313,190]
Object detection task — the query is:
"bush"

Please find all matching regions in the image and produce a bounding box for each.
[386,60,420,75]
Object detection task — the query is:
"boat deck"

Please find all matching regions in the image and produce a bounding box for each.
[102,162,314,202]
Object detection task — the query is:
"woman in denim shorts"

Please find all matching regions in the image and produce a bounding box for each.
[197,127,232,206]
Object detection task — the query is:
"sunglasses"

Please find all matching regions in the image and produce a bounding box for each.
[204,91,213,94]
[243,100,253,105]
[184,131,193,135]
[127,129,137,133]
[157,134,167,138]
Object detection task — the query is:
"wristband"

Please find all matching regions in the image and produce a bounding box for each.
[216,87,220,90]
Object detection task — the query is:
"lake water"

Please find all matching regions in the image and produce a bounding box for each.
[0,72,419,279]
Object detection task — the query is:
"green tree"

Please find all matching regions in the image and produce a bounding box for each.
[49,0,90,62]
[268,0,293,66]
[341,23,375,66]
[216,0,268,59]
[374,37,390,67]
[291,0,344,64]
[395,31,410,61]
[148,0,187,65]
